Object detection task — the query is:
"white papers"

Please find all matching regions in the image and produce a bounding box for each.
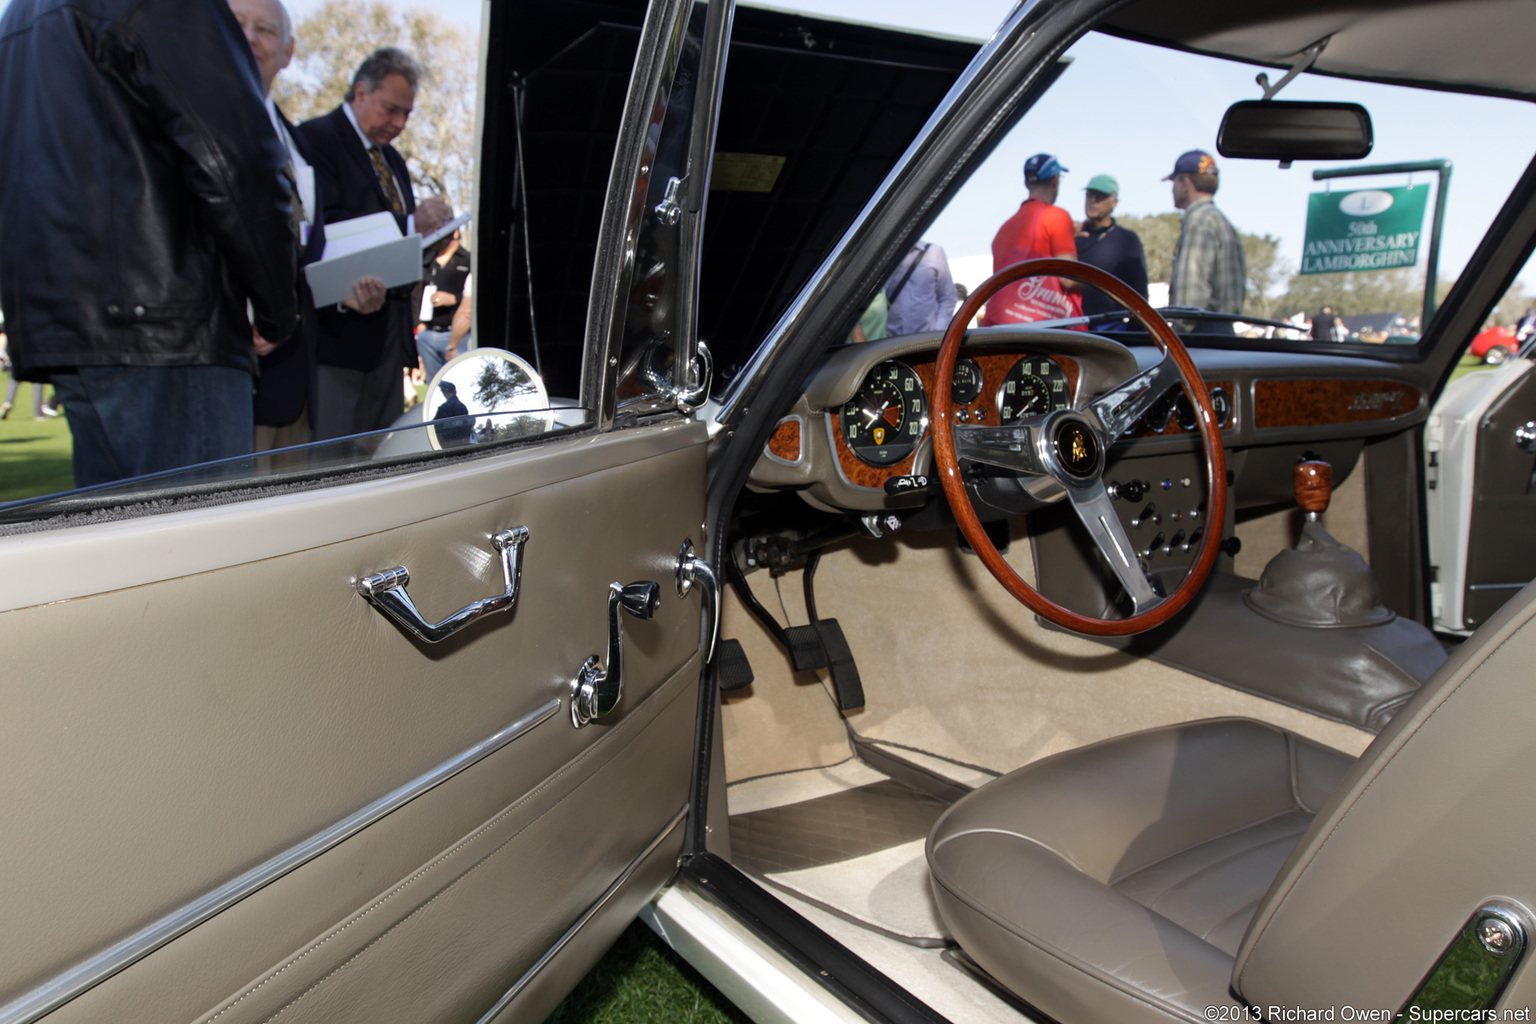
[319,211,401,260]
[421,210,472,250]
[303,211,422,307]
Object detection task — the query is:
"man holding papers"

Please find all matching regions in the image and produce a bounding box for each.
[299,47,448,439]
[227,0,380,451]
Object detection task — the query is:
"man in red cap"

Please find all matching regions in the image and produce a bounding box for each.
[1166,149,1245,315]
[983,153,1081,325]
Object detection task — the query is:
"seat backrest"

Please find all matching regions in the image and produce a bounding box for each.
[1233,579,1536,1011]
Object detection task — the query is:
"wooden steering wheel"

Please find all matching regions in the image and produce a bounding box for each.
[931,259,1227,636]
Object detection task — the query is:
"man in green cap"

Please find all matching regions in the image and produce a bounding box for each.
[1075,173,1148,317]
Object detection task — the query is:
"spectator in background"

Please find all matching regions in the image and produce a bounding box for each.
[1074,174,1148,316]
[984,153,1081,325]
[0,0,297,486]
[849,292,888,344]
[1312,304,1344,342]
[1166,150,1245,315]
[885,241,958,336]
[418,226,472,383]
[298,47,450,439]
[227,0,385,452]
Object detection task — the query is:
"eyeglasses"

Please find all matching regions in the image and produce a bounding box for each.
[1085,190,1114,202]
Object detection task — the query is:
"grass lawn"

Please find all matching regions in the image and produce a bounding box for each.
[0,375,73,503]
[545,921,749,1024]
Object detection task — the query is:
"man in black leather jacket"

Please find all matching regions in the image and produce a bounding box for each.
[0,0,298,487]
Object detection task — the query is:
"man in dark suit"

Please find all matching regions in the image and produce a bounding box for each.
[227,0,385,451]
[298,47,446,440]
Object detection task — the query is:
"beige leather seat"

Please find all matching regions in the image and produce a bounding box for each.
[927,581,1536,1023]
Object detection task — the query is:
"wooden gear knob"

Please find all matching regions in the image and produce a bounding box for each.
[1294,460,1332,515]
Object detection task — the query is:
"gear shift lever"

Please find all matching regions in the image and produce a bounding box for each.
[1294,460,1331,521]
[1244,458,1395,627]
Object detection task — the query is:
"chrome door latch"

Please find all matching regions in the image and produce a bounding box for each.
[357,527,529,644]
[568,540,720,729]
[571,580,662,728]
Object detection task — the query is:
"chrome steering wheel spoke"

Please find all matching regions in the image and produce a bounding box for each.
[1067,480,1162,614]
[1086,353,1182,440]
[952,421,1050,476]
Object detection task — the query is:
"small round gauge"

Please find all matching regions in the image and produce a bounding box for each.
[997,356,1071,424]
[841,361,928,466]
[1174,389,1198,431]
[1209,387,1232,426]
[950,357,983,405]
[1141,391,1177,434]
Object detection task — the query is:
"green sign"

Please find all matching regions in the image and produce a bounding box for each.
[1301,186,1429,275]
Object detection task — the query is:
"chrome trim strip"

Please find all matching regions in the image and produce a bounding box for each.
[474,805,690,1024]
[580,0,692,427]
[0,699,563,1024]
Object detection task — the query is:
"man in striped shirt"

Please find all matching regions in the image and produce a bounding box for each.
[1166,150,1246,315]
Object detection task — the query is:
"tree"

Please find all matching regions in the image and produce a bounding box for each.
[1242,233,1288,320]
[1278,268,1426,321]
[1117,213,1181,285]
[275,1,477,210]
[1494,280,1534,326]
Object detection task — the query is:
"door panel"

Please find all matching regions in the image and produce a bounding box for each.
[0,421,707,1023]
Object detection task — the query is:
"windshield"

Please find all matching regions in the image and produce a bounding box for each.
[870,27,1536,351]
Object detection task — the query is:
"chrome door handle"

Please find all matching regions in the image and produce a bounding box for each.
[357,527,530,643]
[676,539,720,664]
[571,580,661,728]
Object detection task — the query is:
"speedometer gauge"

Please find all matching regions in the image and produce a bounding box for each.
[997,356,1071,423]
[841,361,927,466]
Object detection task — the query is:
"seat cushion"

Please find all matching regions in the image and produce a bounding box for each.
[926,718,1354,1024]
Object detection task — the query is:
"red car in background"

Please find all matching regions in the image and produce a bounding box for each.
[1470,323,1520,363]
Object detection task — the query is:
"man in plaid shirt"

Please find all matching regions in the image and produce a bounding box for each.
[1166,150,1246,315]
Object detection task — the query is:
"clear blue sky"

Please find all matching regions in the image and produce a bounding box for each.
[9,0,1536,297]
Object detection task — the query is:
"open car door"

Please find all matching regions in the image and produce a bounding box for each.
[0,0,730,1021]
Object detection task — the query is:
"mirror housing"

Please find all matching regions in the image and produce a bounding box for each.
[1217,100,1373,161]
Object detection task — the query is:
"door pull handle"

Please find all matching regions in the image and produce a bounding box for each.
[570,580,661,728]
[676,539,720,664]
[357,527,530,643]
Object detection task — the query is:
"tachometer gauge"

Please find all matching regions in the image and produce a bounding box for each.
[997,356,1071,423]
[950,357,983,404]
[841,361,927,466]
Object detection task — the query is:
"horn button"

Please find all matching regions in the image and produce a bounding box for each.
[1051,415,1102,479]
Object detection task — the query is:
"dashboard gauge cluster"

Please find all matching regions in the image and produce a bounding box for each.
[831,350,1082,483]
[840,361,928,466]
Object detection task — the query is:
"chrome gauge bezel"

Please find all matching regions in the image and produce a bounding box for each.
[996,355,1072,424]
[840,360,929,466]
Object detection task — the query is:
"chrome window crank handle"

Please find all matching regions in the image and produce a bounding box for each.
[571,580,661,728]
[356,527,530,644]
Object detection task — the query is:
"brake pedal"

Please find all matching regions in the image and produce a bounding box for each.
[715,638,755,691]
[814,618,864,711]
[782,623,829,672]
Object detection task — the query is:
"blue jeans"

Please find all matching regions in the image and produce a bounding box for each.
[49,364,253,488]
[415,328,453,385]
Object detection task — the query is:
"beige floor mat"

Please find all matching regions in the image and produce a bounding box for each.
[761,839,947,945]
[728,755,973,947]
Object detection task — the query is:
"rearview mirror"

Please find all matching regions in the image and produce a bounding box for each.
[1217,100,1373,161]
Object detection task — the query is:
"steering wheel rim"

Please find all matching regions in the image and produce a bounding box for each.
[931,258,1227,637]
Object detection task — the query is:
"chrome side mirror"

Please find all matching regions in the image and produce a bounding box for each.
[422,348,551,450]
